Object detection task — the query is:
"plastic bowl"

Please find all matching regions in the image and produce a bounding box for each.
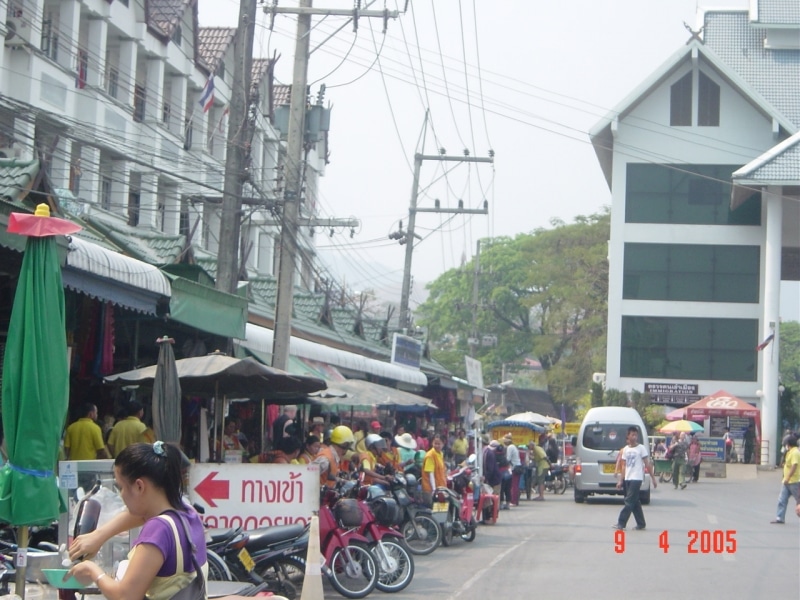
[40,569,86,589]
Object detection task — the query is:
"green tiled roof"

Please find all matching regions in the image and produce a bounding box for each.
[0,159,39,207]
[331,307,356,333]
[294,292,325,322]
[249,276,278,308]
[86,213,186,265]
[361,319,386,343]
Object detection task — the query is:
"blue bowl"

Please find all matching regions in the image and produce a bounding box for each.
[41,569,87,590]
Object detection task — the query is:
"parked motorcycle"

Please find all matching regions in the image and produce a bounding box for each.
[432,463,478,546]
[544,464,567,494]
[387,473,441,555]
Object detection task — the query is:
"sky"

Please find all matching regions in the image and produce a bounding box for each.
[197,0,800,322]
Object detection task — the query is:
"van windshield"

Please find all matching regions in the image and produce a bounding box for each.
[582,424,643,451]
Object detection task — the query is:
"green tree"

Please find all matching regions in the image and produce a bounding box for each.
[417,210,609,408]
[780,321,800,429]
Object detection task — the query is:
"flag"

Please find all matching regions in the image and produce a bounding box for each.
[199,76,214,113]
[756,333,774,351]
[217,105,230,132]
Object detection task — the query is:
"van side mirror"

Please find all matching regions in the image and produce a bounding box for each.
[570,436,577,447]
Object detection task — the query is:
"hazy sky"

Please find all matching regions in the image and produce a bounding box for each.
[197,0,799,322]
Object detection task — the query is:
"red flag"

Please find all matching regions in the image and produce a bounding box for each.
[756,333,774,351]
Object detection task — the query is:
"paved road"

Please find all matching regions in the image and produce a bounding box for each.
[375,469,799,600]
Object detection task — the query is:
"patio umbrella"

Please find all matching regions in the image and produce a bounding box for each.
[310,378,435,409]
[658,420,703,434]
[152,336,182,444]
[0,205,80,597]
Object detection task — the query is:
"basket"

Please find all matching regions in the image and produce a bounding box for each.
[369,497,403,527]
[334,498,363,528]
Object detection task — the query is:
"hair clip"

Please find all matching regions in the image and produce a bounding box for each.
[153,441,166,456]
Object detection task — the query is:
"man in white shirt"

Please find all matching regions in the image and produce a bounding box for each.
[613,427,657,531]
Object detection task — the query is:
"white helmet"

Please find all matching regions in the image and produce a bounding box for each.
[365,433,386,450]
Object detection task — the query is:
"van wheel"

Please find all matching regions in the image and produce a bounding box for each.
[640,490,651,505]
[574,488,585,503]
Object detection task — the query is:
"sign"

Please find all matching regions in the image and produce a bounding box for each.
[699,438,725,462]
[464,355,484,389]
[490,426,539,446]
[59,461,78,489]
[709,417,728,437]
[645,382,700,405]
[188,463,320,530]
[552,422,580,435]
[391,333,422,369]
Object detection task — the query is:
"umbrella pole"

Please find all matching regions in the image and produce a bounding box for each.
[15,525,28,598]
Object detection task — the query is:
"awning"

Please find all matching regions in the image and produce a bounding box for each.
[167,275,248,340]
[238,322,428,388]
[310,378,434,409]
[63,237,170,315]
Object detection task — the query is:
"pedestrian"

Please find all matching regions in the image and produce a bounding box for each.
[501,433,521,507]
[770,434,800,524]
[451,429,468,465]
[217,417,243,462]
[67,441,207,600]
[64,403,110,460]
[394,432,418,472]
[743,424,756,464]
[361,434,391,486]
[353,419,369,453]
[482,440,503,496]
[723,427,734,463]
[294,434,321,464]
[529,439,550,501]
[421,434,447,506]
[687,435,702,483]
[107,401,149,458]
[314,425,355,489]
[668,432,689,489]
[308,416,326,442]
[270,436,301,464]
[542,431,559,464]
[271,405,298,451]
[613,427,657,531]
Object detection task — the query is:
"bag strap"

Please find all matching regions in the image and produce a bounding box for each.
[159,510,206,595]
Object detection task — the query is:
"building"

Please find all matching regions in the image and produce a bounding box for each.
[590,0,799,462]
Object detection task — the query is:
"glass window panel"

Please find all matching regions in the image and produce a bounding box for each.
[698,72,720,127]
[670,73,692,126]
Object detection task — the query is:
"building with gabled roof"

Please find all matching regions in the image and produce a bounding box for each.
[591,0,799,463]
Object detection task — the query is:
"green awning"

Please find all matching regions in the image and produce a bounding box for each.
[167,275,247,339]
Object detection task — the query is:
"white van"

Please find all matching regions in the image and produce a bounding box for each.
[571,406,651,504]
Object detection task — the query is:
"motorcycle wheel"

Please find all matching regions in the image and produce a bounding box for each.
[206,549,234,581]
[554,476,567,495]
[328,542,378,599]
[461,518,477,543]
[440,515,454,547]
[370,539,414,593]
[401,514,441,555]
[259,556,306,600]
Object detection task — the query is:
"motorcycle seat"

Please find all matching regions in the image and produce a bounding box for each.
[205,527,238,544]
[245,524,305,551]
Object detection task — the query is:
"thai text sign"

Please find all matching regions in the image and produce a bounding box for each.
[699,438,725,462]
[644,382,700,405]
[188,463,320,530]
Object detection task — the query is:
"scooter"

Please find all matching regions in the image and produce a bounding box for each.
[387,472,441,556]
[544,464,568,494]
[432,463,478,546]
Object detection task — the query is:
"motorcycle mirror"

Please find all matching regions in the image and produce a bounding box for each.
[467,453,477,465]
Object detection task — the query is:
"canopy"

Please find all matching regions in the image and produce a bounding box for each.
[486,411,547,433]
[664,407,704,422]
[684,390,760,419]
[310,379,434,409]
[105,353,326,401]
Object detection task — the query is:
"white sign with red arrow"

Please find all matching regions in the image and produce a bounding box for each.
[188,462,320,530]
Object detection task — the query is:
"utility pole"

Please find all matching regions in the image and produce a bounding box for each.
[469,239,480,357]
[267,1,399,371]
[398,152,493,332]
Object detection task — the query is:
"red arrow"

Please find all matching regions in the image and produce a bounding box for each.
[194,471,230,508]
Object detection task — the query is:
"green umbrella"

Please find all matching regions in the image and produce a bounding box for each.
[152,336,182,444]
[0,204,79,596]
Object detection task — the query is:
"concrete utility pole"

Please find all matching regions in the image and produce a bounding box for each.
[470,239,481,357]
[217,0,257,295]
[268,1,398,371]
[398,153,493,332]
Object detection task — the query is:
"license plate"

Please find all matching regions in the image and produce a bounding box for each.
[602,463,617,474]
[433,502,449,513]
[238,548,255,573]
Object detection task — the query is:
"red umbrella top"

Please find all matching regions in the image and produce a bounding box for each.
[7,203,81,237]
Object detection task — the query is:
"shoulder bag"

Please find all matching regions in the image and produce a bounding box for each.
[161,510,207,600]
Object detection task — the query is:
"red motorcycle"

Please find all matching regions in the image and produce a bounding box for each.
[318,486,379,599]
[432,464,478,546]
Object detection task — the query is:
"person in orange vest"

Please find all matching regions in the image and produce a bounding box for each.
[421,434,447,506]
[314,425,355,488]
[361,434,391,486]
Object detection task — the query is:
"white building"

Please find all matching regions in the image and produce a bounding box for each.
[0,0,326,285]
[590,0,799,462]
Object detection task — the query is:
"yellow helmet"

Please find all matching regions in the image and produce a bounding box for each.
[330,425,355,448]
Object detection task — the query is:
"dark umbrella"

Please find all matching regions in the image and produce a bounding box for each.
[152,336,182,444]
[0,204,80,597]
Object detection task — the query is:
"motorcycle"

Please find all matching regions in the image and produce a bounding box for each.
[349,482,414,593]
[432,463,478,546]
[544,464,568,495]
[387,472,441,555]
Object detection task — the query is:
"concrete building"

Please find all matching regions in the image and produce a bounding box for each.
[590,0,799,463]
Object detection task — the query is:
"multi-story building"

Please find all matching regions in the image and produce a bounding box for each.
[591,0,799,462]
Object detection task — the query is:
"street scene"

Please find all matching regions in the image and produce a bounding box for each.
[0,0,799,599]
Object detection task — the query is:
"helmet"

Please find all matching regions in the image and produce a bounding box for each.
[330,425,355,447]
[365,433,386,449]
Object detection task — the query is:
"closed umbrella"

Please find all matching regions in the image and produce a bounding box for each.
[152,336,182,444]
[0,205,80,597]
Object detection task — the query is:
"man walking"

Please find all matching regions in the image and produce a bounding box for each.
[669,432,689,489]
[771,433,800,524]
[613,427,657,531]
[64,403,110,460]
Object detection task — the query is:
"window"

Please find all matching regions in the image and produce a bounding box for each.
[216,61,225,81]
[41,16,58,61]
[620,316,758,381]
[107,68,119,99]
[128,190,140,226]
[625,164,761,225]
[623,243,760,302]
[670,72,692,126]
[698,71,720,126]
[179,198,189,236]
[76,49,89,89]
[172,24,182,47]
[184,117,193,150]
[582,424,643,451]
[100,177,112,210]
[133,85,146,122]
[162,101,171,125]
